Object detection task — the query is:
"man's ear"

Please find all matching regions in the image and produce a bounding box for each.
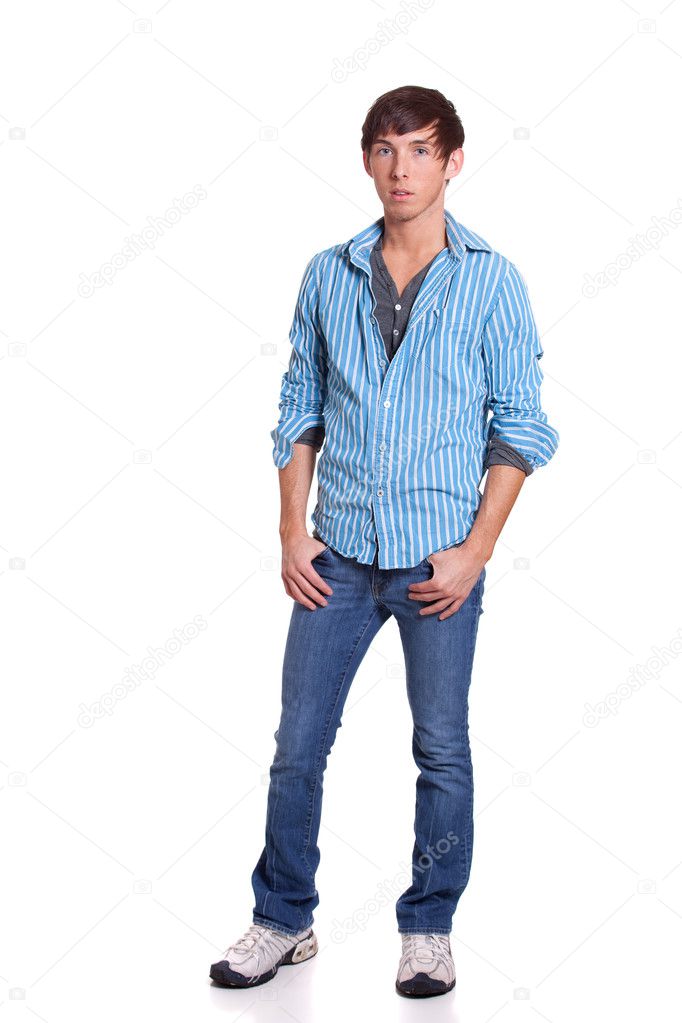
[362,149,373,178]
[445,148,464,182]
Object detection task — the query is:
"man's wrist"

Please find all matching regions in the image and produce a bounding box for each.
[279,524,308,543]
[462,532,494,563]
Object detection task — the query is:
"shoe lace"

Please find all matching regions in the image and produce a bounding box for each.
[223,923,290,962]
[401,933,451,971]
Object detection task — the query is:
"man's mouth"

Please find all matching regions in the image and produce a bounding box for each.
[390,189,413,199]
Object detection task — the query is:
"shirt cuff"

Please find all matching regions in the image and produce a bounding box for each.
[483,434,534,475]
[294,425,325,451]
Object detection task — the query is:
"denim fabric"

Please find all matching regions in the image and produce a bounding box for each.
[251,543,486,936]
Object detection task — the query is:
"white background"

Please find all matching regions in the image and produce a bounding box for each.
[1,0,681,1019]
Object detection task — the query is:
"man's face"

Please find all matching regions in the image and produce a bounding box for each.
[362,121,463,221]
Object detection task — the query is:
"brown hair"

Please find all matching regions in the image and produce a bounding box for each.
[361,85,464,186]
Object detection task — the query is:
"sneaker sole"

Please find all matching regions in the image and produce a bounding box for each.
[395,973,456,997]
[210,930,318,988]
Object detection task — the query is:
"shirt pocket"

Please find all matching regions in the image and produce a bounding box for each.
[411,312,477,368]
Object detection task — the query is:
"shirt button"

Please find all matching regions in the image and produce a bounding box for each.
[393,329,399,335]
[377,488,383,496]
[395,303,401,310]
[379,442,386,450]
[383,399,391,407]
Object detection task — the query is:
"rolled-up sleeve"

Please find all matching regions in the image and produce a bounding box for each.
[481,260,559,472]
[483,433,534,476]
[270,255,327,469]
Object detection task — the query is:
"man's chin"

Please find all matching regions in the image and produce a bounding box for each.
[383,204,421,222]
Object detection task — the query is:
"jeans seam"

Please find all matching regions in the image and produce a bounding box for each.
[252,913,305,937]
[399,927,452,935]
[458,581,483,884]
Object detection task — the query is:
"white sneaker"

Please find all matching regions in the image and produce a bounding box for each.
[395,933,456,997]
[210,923,318,987]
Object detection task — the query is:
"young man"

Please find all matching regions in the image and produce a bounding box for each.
[210,86,559,998]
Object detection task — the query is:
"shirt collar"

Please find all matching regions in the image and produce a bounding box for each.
[343,207,492,272]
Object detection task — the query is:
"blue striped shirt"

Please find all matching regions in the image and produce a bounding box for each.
[271,208,559,569]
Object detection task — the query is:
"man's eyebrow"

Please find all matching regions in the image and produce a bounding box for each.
[373,137,435,146]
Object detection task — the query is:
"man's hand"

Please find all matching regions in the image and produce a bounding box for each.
[408,543,487,621]
[408,463,526,619]
[281,534,334,610]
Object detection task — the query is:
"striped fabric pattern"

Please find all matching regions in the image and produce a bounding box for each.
[271,208,559,569]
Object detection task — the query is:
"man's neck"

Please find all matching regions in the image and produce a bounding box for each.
[380,202,448,263]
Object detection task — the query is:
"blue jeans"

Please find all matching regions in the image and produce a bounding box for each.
[251,543,486,936]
